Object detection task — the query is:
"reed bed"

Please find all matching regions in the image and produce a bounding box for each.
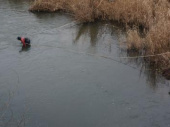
[30,0,170,76]
[29,0,156,25]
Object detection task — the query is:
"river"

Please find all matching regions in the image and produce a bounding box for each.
[0,0,170,127]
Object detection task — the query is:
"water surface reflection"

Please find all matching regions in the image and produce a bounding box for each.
[74,22,169,88]
[0,0,170,127]
[19,45,31,53]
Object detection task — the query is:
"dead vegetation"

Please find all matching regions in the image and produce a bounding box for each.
[30,0,170,76]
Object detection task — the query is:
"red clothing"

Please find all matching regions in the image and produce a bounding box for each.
[21,37,26,47]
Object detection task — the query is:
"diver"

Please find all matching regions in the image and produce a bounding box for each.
[17,37,31,47]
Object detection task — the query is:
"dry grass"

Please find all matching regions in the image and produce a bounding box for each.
[30,0,170,72]
[127,29,144,50]
[29,0,155,24]
[127,17,170,70]
[30,0,97,21]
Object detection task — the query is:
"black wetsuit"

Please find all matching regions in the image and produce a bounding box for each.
[24,38,31,45]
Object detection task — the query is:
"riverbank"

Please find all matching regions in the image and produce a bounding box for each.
[30,0,170,77]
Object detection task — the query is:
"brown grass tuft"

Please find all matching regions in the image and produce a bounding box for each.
[127,29,144,50]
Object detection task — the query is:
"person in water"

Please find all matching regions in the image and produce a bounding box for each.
[17,37,31,47]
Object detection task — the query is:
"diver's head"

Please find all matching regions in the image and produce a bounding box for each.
[17,37,21,40]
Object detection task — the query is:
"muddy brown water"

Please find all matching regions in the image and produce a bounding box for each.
[0,0,170,127]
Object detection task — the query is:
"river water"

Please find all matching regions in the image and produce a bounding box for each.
[0,0,170,127]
